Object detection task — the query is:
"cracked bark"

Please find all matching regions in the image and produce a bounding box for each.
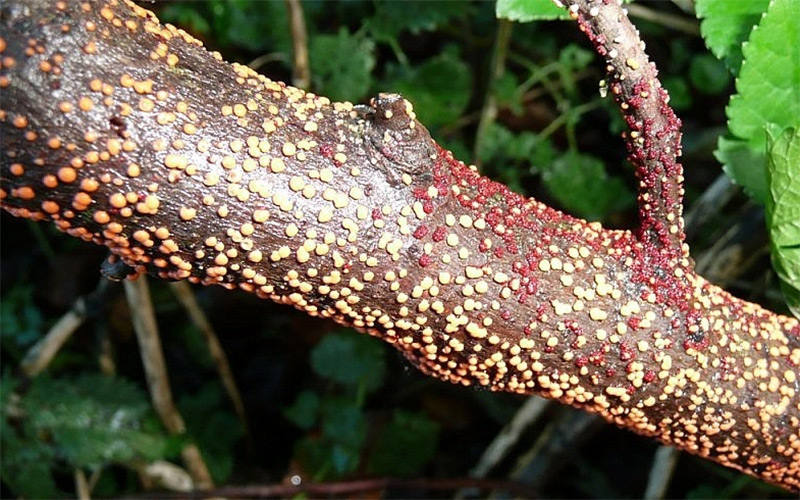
[0,0,798,491]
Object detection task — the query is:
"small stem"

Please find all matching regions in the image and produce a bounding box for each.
[21,300,86,376]
[21,279,114,376]
[124,277,214,489]
[284,0,310,90]
[74,468,90,500]
[643,446,679,500]
[168,281,251,443]
[474,19,513,166]
[625,3,699,36]
[467,396,551,480]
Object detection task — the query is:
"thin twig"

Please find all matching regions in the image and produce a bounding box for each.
[168,281,251,442]
[97,324,117,375]
[126,476,540,499]
[644,445,680,499]
[21,279,113,376]
[75,468,90,500]
[455,396,552,499]
[284,0,310,90]
[22,301,86,376]
[684,173,739,239]
[474,18,513,167]
[123,277,214,490]
[625,3,700,36]
[508,409,603,493]
[470,396,551,479]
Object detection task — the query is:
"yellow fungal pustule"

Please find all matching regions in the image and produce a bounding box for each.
[0,0,798,493]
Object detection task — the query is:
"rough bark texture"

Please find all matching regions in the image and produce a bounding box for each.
[1,0,798,491]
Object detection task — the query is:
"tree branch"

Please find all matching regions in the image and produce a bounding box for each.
[0,0,798,491]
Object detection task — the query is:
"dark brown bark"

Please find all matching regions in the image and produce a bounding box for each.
[1,0,798,491]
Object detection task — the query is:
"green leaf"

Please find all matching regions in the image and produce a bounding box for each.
[0,284,44,361]
[385,47,472,129]
[541,152,634,222]
[716,135,767,202]
[367,411,439,477]
[496,0,569,22]
[765,127,800,319]
[1,375,62,499]
[689,53,731,95]
[478,123,539,165]
[320,399,367,450]
[24,375,170,468]
[720,0,800,203]
[695,0,770,75]
[158,4,211,36]
[284,390,320,430]
[310,28,375,102]
[310,330,386,391]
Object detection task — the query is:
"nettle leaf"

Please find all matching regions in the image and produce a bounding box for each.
[367,410,439,477]
[542,152,634,222]
[720,0,800,203]
[496,0,568,22]
[765,127,800,319]
[310,330,386,391]
[695,0,769,75]
[310,28,375,103]
[24,375,169,468]
[385,47,471,129]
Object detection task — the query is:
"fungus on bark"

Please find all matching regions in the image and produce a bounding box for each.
[0,0,798,491]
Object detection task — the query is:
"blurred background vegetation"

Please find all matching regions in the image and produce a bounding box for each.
[1,0,796,498]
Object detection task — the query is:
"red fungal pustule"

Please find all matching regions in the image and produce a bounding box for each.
[0,0,798,492]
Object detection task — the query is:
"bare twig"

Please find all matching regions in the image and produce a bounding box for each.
[470,396,551,479]
[75,468,90,500]
[626,3,699,36]
[21,300,87,376]
[97,324,117,375]
[508,409,603,494]
[684,173,739,239]
[474,19,513,166]
[126,477,540,499]
[168,281,251,441]
[123,277,213,490]
[284,0,310,90]
[644,445,680,499]
[21,280,113,376]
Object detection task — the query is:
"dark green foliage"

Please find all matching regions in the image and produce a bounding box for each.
[309,330,386,393]
[384,47,472,128]
[1,374,172,498]
[367,410,440,477]
[0,284,44,361]
[542,152,634,222]
[287,330,439,480]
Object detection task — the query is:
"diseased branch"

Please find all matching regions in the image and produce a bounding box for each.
[559,0,688,259]
[0,0,798,492]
